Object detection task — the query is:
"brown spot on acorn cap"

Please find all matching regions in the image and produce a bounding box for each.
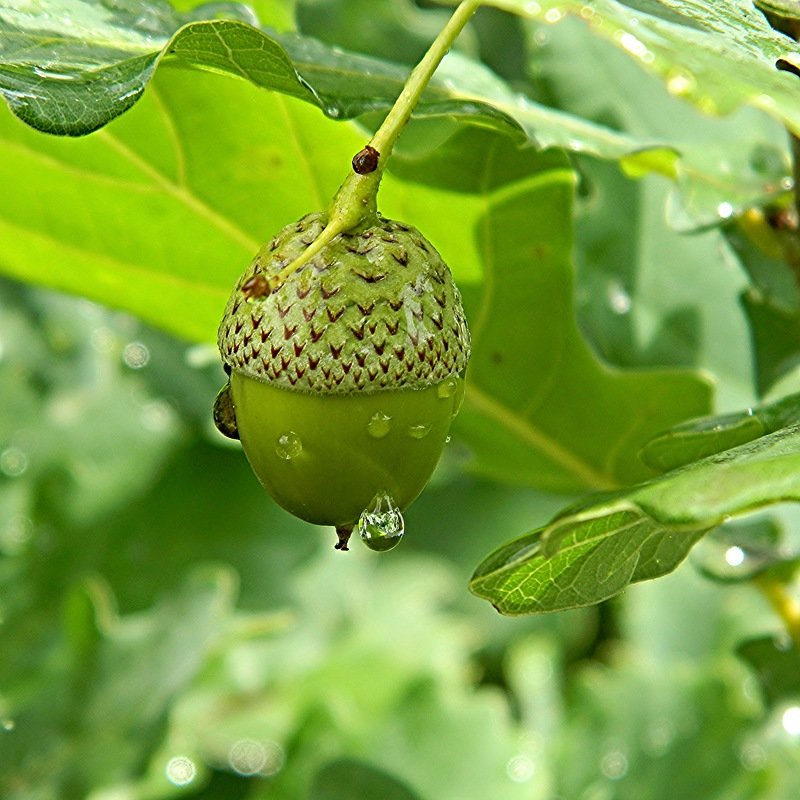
[241,274,271,299]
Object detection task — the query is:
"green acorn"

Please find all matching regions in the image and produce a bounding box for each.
[215,209,470,551]
[213,0,481,550]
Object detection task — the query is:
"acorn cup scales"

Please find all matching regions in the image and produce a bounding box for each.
[215,210,471,550]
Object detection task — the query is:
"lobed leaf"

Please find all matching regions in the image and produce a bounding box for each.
[439,135,711,491]
[471,418,800,614]
[488,0,800,135]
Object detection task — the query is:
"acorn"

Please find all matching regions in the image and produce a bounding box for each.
[215,204,470,551]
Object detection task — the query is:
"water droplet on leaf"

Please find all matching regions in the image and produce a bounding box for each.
[367,412,391,438]
[358,493,404,552]
[276,431,302,460]
[666,68,696,96]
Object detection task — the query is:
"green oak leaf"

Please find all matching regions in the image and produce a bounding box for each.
[641,391,800,472]
[488,0,800,135]
[471,419,800,614]
[532,15,791,230]
[0,0,517,135]
[431,135,711,491]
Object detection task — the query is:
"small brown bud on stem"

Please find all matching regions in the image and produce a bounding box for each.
[352,145,380,175]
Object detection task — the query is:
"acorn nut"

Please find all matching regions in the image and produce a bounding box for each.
[215,211,470,551]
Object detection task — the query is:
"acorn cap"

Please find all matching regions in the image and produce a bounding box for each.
[218,212,471,394]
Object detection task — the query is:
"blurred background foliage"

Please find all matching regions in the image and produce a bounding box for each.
[2,0,800,798]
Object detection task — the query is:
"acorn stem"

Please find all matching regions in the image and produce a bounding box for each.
[367,0,480,164]
[268,0,480,291]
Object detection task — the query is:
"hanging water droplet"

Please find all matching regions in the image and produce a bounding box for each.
[275,432,302,460]
[1,718,15,732]
[358,493,404,552]
[367,412,392,439]
[437,377,457,399]
[408,423,432,439]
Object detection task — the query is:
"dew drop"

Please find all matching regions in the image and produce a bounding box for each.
[1,718,15,732]
[437,377,458,399]
[358,493,404,552]
[782,706,800,736]
[717,201,734,219]
[666,69,696,96]
[642,718,676,757]
[616,30,650,61]
[367,412,392,439]
[165,756,196,786]
[0,447,28,478]
[229,738,284,776]
[122,341,150,369]
[607,281,632,314]
[600,750,628,780]
[692,530,775,582]
[276,432,302,460]
[506,754,535,782]
[739,740,767,771]
[725,546,745,567]
[408,423,432,439]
